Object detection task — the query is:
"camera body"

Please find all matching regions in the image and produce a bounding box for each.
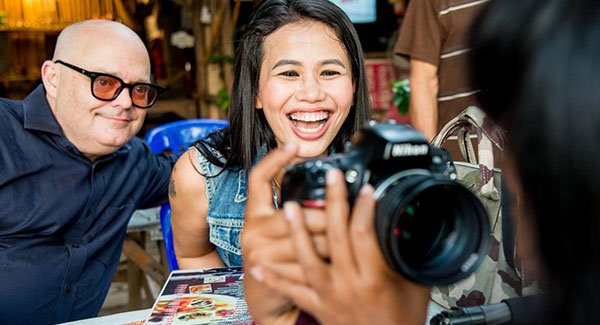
[281,122,455,207]
[281,121,491,286]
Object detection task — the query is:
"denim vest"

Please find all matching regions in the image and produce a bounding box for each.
[194,146,247,267]
[194,141,332,266]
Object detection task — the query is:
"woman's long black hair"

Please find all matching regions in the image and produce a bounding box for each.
[196,0,371,172]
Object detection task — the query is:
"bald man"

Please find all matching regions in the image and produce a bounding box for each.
[0,20,175,323]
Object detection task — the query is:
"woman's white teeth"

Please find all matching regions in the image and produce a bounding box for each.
[289,111,329,122]
[289,111,329,133]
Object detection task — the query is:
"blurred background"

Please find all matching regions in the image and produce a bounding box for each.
[0,0,411,314]
[0,0,412,133]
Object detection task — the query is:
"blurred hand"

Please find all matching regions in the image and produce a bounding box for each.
[242,143,328,325]
[250,169,432,325]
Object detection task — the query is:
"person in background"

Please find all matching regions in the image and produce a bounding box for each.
[168,0,371,269]
[244,0,600,324]
[0,20,174,323]
[395,0,486,141]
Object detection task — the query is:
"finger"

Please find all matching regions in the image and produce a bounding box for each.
[349,184,387,274]
[245,234,329,266]
[250,265,321,317]
[283,201,330,285]
[252,262,307,284]
[244,208,326,240]
[246,143,298,219]
[244,210,290,238]
[300,208,328,235]
[324,169,355,270]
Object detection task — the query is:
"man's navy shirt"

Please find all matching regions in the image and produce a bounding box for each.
[0,85,175,323]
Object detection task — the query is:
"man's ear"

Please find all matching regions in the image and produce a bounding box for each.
[41,60,59,98]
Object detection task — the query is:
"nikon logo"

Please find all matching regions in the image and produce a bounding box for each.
[390,143,429,157]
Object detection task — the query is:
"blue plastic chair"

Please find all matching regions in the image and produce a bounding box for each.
[145,118,228,271]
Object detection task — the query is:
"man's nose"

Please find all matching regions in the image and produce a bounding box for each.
[112,86,133,108]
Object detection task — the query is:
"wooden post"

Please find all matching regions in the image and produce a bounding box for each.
[192,0,208,118]
[189,0,234,119]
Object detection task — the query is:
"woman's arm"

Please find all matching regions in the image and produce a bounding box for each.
[169,149,225,269]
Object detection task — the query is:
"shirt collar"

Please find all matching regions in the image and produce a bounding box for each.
[23,84,63,136]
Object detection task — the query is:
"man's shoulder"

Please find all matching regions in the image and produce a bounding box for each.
[126,135,146,148]
[120,136,154,159]
[122,136,177,169]
[0,97,24,130]
[0,97,23,114]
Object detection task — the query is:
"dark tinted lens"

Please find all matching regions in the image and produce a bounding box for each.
[93,75,122,99]
[131,84,159,108]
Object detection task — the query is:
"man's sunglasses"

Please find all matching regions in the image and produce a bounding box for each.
[54,60,165,109]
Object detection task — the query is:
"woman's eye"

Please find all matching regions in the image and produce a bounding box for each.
[279,71,299,77]
[321,70,341,77]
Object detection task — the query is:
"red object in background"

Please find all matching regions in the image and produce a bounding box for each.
[149,39,167,81]
[388,100,411,124]
[365,59,410,124]
[365,59,393,110]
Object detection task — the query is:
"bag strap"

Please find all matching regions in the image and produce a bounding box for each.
[431,106,504,201]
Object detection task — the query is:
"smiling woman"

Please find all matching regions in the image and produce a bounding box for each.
[167,0,371,272]
[256,20,354,158]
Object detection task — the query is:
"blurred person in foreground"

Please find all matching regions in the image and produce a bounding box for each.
[243,0,600,323]
[0,20,174,323]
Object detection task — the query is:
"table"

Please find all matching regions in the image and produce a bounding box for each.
[62,298,447,325]
[122,208,169,309]
[58,309,151,325]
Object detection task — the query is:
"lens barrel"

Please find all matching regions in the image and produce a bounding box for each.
[374,171,491,286]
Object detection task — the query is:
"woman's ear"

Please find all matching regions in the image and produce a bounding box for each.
[41,60,59,99]
[255,96,263,110]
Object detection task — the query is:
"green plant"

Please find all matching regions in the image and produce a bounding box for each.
[215,87,230,111]
[392,79,410,115]
[209,54,234,112]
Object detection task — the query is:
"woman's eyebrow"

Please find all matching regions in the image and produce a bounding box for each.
[320,59,346,68]
[272,59,301,70]
[272,58,346,70]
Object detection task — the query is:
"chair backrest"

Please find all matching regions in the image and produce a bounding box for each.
[145,118,229,157]
[145,118,228,271]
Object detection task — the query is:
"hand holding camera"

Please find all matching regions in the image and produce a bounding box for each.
[281,121,491,286]
[246,151,432,325]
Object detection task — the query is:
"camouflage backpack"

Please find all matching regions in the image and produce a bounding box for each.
[430,106,540,309]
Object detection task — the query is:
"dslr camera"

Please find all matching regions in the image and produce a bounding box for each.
[281,121,491,286]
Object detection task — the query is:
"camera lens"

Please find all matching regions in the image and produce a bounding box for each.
[374,172,490,286]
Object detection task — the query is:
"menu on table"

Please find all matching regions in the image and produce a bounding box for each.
[145,267,255,325]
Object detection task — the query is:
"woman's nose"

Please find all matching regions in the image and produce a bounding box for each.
[296,76,326,102]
